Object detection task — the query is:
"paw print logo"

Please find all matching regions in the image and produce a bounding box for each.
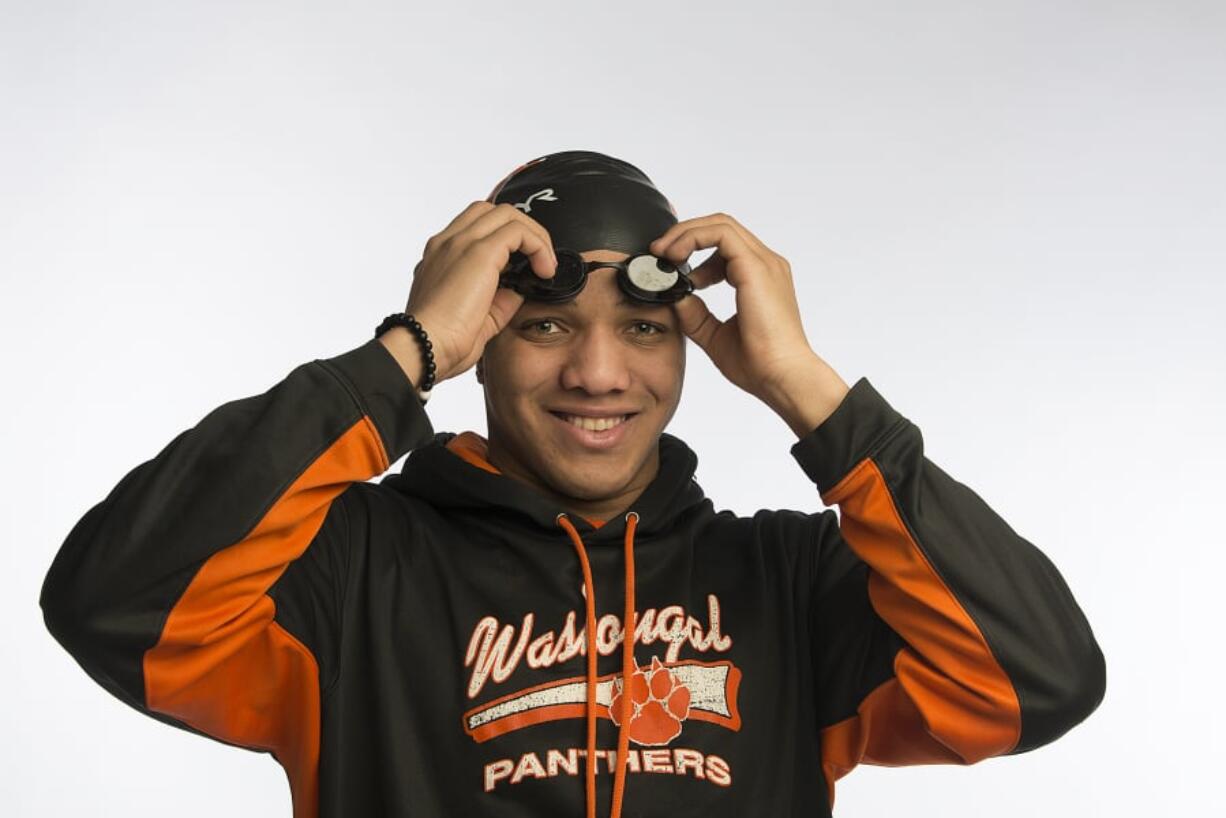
[608,656,692,746]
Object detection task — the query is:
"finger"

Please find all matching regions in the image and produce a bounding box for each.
[648,213,715,254]
[656,224,760,289]
[443,284,526,378]
[469,203,555,254]
[671,292,722,353]
[460,204,557,278]
[486,284,527,336]
[685,251,727,290]
[485,220,558,280]
[650,212,767,258]
[425,200,499,256]
[502,205,557,277]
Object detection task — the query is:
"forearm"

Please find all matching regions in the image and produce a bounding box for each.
[40,338,435,725]
[796,377,1106,764]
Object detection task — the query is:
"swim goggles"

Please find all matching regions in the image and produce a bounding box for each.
[498,247,694,304]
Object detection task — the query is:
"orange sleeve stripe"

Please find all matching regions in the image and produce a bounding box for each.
[820,671,965,807]
[818,455,1021,805]
[144,414,388,818]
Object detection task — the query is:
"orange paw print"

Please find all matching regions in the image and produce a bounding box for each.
[608,656,692,746]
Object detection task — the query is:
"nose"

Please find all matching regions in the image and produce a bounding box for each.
[558,325,633,395]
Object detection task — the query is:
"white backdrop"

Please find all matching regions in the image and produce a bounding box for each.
[3,1,1222,815]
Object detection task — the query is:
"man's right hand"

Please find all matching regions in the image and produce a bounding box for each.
[378,201,558,390]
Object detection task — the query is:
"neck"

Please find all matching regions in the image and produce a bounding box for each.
[485,438,659,524]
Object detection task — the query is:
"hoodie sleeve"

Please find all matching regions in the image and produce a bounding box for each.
[791,376,1105,807]
[39,337,434,814]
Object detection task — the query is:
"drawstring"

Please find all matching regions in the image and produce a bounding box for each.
[612,511,637,818]
[556,510,639,818]
[556,512,599,818]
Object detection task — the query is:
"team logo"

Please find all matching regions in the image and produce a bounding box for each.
[609,655,692,745]
[465,594,742,793]
[462,594,741,744]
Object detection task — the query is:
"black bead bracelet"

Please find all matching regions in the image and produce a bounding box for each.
[375,312,436,405]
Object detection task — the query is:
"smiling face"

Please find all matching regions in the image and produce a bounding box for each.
[477,249,687,521]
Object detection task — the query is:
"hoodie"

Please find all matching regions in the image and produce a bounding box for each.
[40,336,1106,817]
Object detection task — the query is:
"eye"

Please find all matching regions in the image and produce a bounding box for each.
[523,319,562,337]
[630,321,665,337]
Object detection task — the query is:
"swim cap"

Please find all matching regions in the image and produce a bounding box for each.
[484,149,679,256]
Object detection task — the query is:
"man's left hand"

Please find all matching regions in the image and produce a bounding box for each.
[652,213,851,435]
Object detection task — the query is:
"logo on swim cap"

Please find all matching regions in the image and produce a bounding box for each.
[513,187,558,214]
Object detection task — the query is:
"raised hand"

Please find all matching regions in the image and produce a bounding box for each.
[387,201,558,385]
[651,213,850,435]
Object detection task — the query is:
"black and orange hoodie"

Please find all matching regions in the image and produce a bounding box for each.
[40,336,1106,817]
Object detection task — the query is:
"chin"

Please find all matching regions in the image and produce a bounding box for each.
[541,463,633,503]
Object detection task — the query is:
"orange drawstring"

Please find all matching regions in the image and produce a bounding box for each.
[556,511,638,818]
[558,512,599,818]
[610,512,637,818]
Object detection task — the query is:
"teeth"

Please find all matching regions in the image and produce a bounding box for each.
[561,414,627,432]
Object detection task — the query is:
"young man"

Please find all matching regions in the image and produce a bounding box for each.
[41,150,1106,818]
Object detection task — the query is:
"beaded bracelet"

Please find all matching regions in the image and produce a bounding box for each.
[374,312,436,405]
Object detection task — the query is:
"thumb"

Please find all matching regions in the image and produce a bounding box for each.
[445,287,522,379]
[486,287,526,337]
[671,292,722,355]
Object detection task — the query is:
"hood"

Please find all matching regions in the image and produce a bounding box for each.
[382,429,711,545]
[380,429,711,818]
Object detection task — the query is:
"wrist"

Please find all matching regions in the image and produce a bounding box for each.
[405,309,453,382]
[377,326,427,390]
[759,355,852,438]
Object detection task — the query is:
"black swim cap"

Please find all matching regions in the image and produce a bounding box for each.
[484,150,678,257]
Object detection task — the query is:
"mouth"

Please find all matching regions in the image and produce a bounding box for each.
[547,410,640,450]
